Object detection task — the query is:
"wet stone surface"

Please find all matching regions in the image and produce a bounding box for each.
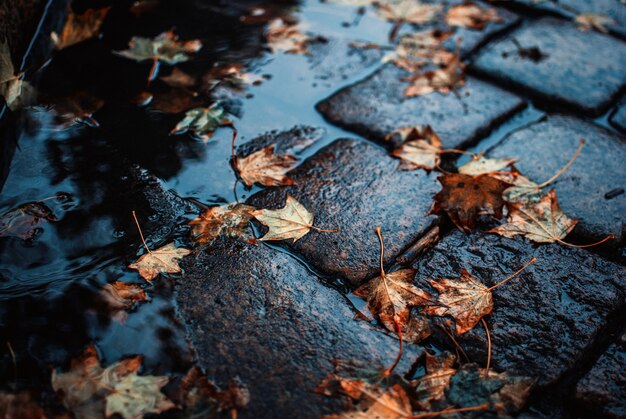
[610,100,626,133]
[487,115,626,244]
[471,17,626,115]
[236,125,325,158]
[248,138,440,287]
[316,64,524,149]
[176,238,421,419]
[576,330,626,418]
[411,231,626,387]
[509,0,626,38]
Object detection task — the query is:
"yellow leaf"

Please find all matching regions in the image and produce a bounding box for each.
[128,242,191,282]
[235,144,297,187]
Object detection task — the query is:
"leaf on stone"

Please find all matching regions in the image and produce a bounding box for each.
[384,30,454,73]
[128,242,191,282]
[235,144,298,187]
[250,195,329,242]
[412,352,457,410]
[115,30,202,64]
[189,203,257,246]
[324,383,413,419]
[445,2,501,30]
[431,173,510,232]
[424,269,493,335]
[575,13,615,33]
[53,345,173,419]
[375,0,443,25]
[491,169,542,204]
[446,364,535,415]
[489,189,578,243]
[0,40,34,111]
[0,201,57,240]
[0,391,45,419]
[99,281,147,313]
[265,18,311,54]
[51,6,111,49]
[389,125,443,171]
[458,155,517,176]
[178,368,250,418]
[315,374,368,401]
[404,53,466,97]
[170,104,232,141]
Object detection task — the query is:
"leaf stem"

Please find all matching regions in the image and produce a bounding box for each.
[487,257,536,292]
[556,234,615,248]
[132,210,152,254]
[385,315,404,377]
[481,318,491,376]
[409,403,490,418]
[537,139,584,188]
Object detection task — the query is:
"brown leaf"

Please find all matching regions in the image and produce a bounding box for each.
[376,0,443,25]
[46,91,104,126]
[424,269,493,334]
[0,391,46,419]
[404,53,466,97]
[489,189,578,243]
[266,18,311,54]
[178,367,249,417]
[385,30,454,73]
[324,383,413,419]
[445,2,501,30]
[235,145,297,187]
[412,352,457,410]
[189,203,257,245]
[0,202,57,240]
[128,242,191,282]
[576,13,615,33]
[51,6,111,49]
[99,281,148,311]
[431,173,510,232]
[389,125,443,171]
[315,374,368,401]
[160,68,197,88]
[149,88,203,114]
[115,30,202,64]
[458,155,517,176]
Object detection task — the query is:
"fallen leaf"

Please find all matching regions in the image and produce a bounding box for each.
[0,202,57,240]
[431,173,510,232]
[445,2,501,30]
[384,30,454,73]
[250,195,334,242]
[115,30,202,64]
[404,53,465,97]
[424,268,493,334]
[412,352,457,410]
[170,104,232,141]
[266,18,311,54]
[0,391,45,419]
[128,242,191,282]
[47,91,104,126]
[52,345,174,419]
[325,383,413,419]
[235,144,298,187]
[0,40,33,110]
[160,67,197,88]
[491,169,542,204]
[315,374,368,401]
[576,13,615,33]
[376,0,442,25]
[458,155,517,176]
[489,189,578,243]
[51,6,111,49]
[189,203,257,245]
[149,88,202,114]
[99,281,148,311]
[203,64,265,92]
[389,125,443,171]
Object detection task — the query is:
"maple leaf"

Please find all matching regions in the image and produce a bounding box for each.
[389,125,443,171]
[431,173,510,232]
[52,345,174,419]
[47,91,104,127]
[250,195,336,242]
[51,6,111,49]
[115,30,202,65]
[99,281,148,322]
[235,144,298,187]
[458,155,517,176]
[0,40,34,111]
[128,242,191,282]
[404,53,466,97]
[171,104,232,141]
[0,201,57,240]
[576,13,615,33]
[203,64,265,92]
[384,30,454,73]
[376,0,443,41]
[489,189,578,243]
[412,352,457,410]
[189,203,257,245]
[490,169,542,204]
[265,18,310,54]
[445,3,501,30]
[325,383,413,419]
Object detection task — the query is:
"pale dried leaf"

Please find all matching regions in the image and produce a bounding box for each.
[446,3,501,30]
[235,145,297,187]
[189,203,256,245]
[389,125,443,171]
[250,195,315,242]
[128,242,191,282]
[115,30,202,64]
[171,104,231,141]
[376,0,443,25]
[266,19,310,54]
[458,155,517,176]
[576,13,615,33]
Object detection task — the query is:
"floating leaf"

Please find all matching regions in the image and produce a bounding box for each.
[0,202,57,240]
[235,144,297,187]
[171,104,232,141]
[445,3,501,30]
[189,203,257,245]
[47,91,104,126]
[99,281,147,313]
[489,189,578,243]
[458,155,517,176]
[389,125,443,171]
[128,242,191,282]
[384,30,454,73]
[105,370,175,419]
[575,13,615,33]
[51,6,111,49]
[115,30,202,64]
[375,0,442,25]
[160,67,197,88]
[0,40,33,110]
[266,19,310,54]
[431,173,510,232]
